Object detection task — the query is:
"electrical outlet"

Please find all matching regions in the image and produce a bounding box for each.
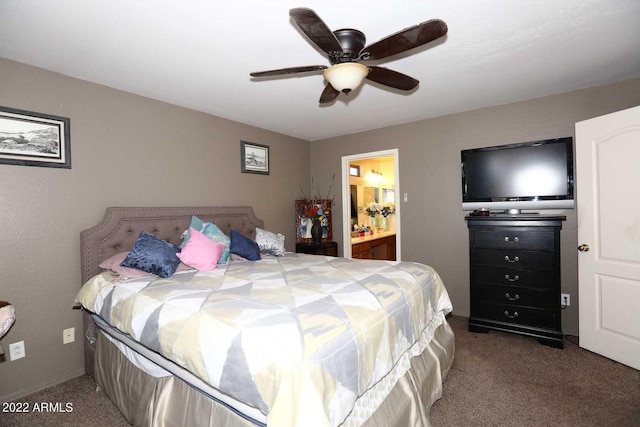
[9,341,25,361]
[561,293,571,307]
[63,327,75,344]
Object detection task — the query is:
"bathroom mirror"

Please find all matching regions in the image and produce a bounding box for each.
[382,188,395,204]
[364,186,379,205]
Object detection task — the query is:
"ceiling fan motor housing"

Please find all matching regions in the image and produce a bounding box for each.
[332,29,366,63]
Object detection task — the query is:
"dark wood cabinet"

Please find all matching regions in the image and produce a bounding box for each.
[295,241,338,257]
[351,234,396,260]
[351,240,372,259]
[466,215,565,348]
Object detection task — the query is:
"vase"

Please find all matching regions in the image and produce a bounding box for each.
[304,217,312,238]
[311,218,322,245]
[369,216,377,230]
[381,216,389,231]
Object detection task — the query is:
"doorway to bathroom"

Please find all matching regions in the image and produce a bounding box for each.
[341,149,400,260]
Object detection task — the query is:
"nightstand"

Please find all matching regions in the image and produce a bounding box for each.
[295,242,338,257]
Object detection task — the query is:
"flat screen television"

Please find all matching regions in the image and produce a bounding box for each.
[461,137,574,213]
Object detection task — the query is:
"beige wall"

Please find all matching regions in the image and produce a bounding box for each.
[310,78,640,337]
[0,58,310,402]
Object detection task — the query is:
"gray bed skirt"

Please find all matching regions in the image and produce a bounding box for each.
[94,317,455,427]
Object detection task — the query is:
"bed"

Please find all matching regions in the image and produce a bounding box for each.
[76,206,454,427]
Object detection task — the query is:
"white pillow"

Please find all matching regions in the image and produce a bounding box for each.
[255,228,285,256]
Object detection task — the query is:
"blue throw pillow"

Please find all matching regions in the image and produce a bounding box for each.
[230,229,261,261]
[121,231,181,278]
[180,216,231,264]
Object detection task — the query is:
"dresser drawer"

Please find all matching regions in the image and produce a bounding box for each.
[473,248,556,270]
[473,229,555,250]
[471,302,557,329]
[473,266,557,289]
[471,283,555,308]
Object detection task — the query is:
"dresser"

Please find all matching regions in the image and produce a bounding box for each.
[466,215,565,348]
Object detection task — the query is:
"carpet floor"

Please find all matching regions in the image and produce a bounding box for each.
[431,315,640,426]
[2,315,639,426]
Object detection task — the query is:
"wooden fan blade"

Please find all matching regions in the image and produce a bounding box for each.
[362,19,447,61]
[319,84,340,104]
[366,66,419,91]
[290,8,342,55]
[250,65,327,78]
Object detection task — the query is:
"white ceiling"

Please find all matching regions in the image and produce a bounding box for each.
[1,1,639,141]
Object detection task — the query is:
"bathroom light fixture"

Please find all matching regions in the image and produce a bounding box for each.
[366,169,383,184]
[323,63,370,94]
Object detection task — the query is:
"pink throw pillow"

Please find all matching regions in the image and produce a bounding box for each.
[177,227,224,271]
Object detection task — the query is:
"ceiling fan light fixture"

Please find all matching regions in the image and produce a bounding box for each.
[323,63,369,94]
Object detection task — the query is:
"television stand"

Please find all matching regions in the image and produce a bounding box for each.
[466,214,566,348]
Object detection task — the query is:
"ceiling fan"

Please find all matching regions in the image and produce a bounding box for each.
[250,8,448,104]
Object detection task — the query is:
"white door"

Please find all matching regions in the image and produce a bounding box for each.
[575,105,640,370]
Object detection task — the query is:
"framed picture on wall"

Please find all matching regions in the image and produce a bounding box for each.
[0,106,71,169]
[295,199,333,243]
[241,141,269,175]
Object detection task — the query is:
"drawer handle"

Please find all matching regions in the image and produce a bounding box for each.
[505,292,520,301]
[504,310,519,319]
[504,236,519,243]
[504,274,520,282]
[504,255,520,263]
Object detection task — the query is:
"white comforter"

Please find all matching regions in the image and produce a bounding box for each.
[76,253,453,426]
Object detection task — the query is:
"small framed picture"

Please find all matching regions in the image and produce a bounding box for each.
[241,141,269,175]
[0,106,71,169]
[295,199,333,243]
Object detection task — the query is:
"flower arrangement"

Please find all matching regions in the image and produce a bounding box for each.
[302,205,326,223]
[299,174,336,222]
[365,202,381,217]
[381,203,395,217]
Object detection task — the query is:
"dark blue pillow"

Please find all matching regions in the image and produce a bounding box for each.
[121,231,181,278]
[230,229,261,261]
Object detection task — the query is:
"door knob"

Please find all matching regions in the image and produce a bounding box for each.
[578,244,590,252]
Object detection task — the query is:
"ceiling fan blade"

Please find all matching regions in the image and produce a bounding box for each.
[319,84,340,104]
[290,8,343,55]
[366,66,419,91]
[250,65,327,78]
[362,19,447,61]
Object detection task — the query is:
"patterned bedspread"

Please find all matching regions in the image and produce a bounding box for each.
[76,253,452,426]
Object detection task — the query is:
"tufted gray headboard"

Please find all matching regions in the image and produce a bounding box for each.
[79,206,264,377]
[80,206,264,284]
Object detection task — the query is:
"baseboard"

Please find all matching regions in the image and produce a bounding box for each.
[0,368,86,403]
